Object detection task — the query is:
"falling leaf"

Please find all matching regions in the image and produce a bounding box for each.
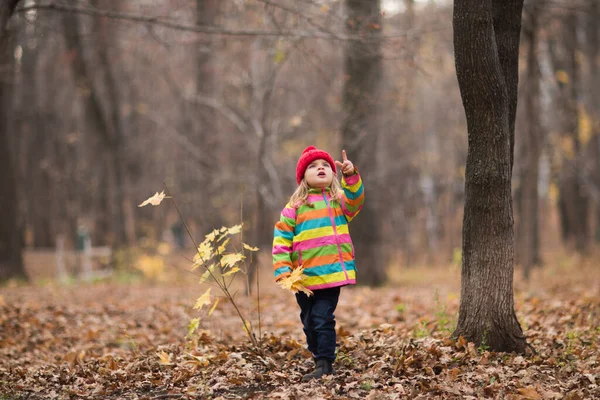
[278,267,313,296]
[138,191,168,207]
[243,243,259,252]
[194,288,212,310]
[157,350,172,365]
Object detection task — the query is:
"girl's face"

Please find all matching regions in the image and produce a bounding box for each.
[304,159,334,189]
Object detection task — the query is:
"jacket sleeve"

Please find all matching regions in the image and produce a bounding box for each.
[272,203,297,282]
[341,170,364,222]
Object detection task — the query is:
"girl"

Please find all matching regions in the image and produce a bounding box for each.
[272,145,364,381]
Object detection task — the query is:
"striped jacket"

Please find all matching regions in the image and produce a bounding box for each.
[272,173,364,290]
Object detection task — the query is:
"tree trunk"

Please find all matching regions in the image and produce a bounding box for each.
[452,0,527,353]
[342,0,385,286]
[0,0,27,282]
[516,7,542,280]
[587,0,600,242]
[551,12,589,253]
[95,6,135,246]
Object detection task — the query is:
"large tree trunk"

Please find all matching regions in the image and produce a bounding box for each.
[452,0,527,353]
[0,0,27,282]
[516,6,543,280]
[342,0,385,286]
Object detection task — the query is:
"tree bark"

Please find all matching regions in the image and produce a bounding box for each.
[342,0,385,286]
[0,0,27,282]
[452,0,527,353]
[516,6,543,280]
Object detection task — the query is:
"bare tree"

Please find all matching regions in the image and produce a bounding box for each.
[452,0,528,353]
[0,0,27,282]
[341,0,385,286]
[556,11,589,253]
[516,3,544,280]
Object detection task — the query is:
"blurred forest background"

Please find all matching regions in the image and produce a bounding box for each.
[1,0,599,284]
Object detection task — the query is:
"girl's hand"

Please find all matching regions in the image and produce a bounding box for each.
[335,150,355,176]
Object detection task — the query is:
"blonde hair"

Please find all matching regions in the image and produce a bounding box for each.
[289,176,343,208]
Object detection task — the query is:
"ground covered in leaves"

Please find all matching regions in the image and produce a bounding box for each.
[1,256,599,399]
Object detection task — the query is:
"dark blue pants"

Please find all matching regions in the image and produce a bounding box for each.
[295,286,340,362]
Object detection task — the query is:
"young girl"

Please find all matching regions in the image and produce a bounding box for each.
[272,145,364,381]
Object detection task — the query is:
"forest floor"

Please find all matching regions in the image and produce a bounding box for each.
[1,251,599,399]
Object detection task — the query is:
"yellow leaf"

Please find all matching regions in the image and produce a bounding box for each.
[556,70,569,84]
[278,267,313,296]
[561,136,575,160]
[188,318,201,337]
[194,288,212,310]
[208,298,219,316]
[221,253,245,268]
[223,267,240,277]
[138,191,168,207]
[243,243,259,252]
[227,224,243,235]
[199,264,215,282]
[274,48,285,64]
[205,229,220,242]
[195,241,214,263]
[216,238,230,255]
[578,105,592,146]
[157,350,173,365]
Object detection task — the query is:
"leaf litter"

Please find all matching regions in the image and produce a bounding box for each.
[0,262,599,399]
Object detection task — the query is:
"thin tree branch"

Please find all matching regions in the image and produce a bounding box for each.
[15,2,443,42]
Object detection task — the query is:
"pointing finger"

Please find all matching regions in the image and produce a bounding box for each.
[342,150,348,162]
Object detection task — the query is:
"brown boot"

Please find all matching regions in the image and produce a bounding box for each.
[301,359,335,382]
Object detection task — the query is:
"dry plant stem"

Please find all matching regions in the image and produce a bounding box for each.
[162,183,258,348]
[256,254,262,342]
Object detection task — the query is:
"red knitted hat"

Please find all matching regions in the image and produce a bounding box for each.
[296,146,337,184]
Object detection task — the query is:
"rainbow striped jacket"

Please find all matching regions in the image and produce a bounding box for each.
[272,173,364,290]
